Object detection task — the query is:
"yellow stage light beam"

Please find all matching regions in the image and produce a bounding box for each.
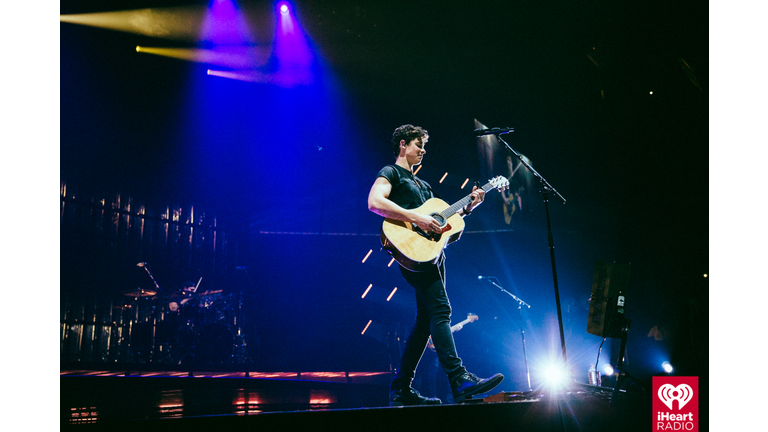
[135,46,270,69]
[61,4,274,44]
[60,7,209,42]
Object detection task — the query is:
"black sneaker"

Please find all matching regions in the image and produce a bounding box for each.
[389,387,443,406]
[451,372,504,403]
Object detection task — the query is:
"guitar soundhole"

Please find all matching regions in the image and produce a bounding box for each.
[412,214,448,241]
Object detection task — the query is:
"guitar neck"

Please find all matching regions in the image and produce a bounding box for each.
[450,317,474,332]
[428,316,476,349]
[439,181,497,219]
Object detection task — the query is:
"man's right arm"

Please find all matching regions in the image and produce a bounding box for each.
[367,177,438,233]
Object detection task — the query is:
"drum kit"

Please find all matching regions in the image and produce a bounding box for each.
[117,275,249,366]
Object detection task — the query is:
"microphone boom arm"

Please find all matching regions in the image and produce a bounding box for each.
[139,263,161,292]
[497,134,565,204]
[482,277,531,308]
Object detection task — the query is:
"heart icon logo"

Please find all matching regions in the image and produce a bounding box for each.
[658,383,694,410]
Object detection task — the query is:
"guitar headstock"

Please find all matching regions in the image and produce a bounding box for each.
[467,313,479,322]
[488,176,510,192]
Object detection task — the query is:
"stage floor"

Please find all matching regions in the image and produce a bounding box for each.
[61,370,652,431]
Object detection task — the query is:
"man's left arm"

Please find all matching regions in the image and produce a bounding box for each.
[460,186,485,216]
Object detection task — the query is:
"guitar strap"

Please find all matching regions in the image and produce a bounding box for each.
[422,180,443,201]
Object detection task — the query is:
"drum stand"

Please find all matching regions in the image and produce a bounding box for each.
[177,347,196,365]
[120,288,158,363]
[121,262,162,367]
[231,293,253,365]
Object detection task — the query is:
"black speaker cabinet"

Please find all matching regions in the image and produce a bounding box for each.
[587,261,631,338]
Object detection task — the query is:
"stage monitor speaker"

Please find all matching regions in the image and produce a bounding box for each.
[587,261,630,338]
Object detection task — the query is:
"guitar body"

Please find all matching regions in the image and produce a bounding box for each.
[381,197,466,271]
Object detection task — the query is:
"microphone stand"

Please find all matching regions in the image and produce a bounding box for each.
[483,277,532,392]
[489,130,569,368]
[138,263,162,365]
[139,264,162,293]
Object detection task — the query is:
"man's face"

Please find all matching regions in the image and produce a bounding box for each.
[403,137,427,165]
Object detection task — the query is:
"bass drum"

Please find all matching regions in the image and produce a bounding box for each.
[195,323,233,364]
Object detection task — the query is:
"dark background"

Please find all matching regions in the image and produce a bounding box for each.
[58,0,708,395]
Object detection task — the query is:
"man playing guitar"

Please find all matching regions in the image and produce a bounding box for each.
[368,124,504,405]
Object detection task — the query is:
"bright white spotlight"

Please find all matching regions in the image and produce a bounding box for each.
[603,364,614,376]
[543,364,568,388]
[662,361,674,373]
[280,4,289,15]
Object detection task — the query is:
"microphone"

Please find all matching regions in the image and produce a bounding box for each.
[137,262,147,267]
[474,127,514,136]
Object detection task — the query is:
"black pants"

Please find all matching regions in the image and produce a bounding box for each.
[391,255,467,391]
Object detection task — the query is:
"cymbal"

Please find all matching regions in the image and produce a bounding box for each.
[122,288,157,297]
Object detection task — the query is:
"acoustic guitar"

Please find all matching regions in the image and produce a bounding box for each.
[380,176,509,271]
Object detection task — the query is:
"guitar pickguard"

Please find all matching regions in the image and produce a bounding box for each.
[412,222,452,241]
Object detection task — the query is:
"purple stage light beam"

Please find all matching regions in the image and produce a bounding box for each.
[272,1,314,86]
[200,0,255,48]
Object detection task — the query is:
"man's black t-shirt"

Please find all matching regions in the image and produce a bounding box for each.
[377,164,436,210]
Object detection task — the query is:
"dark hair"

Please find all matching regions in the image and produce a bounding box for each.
[391,124,428,157]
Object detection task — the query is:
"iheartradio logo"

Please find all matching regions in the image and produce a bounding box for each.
[658,384,694,410]
[653,377,698,432]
